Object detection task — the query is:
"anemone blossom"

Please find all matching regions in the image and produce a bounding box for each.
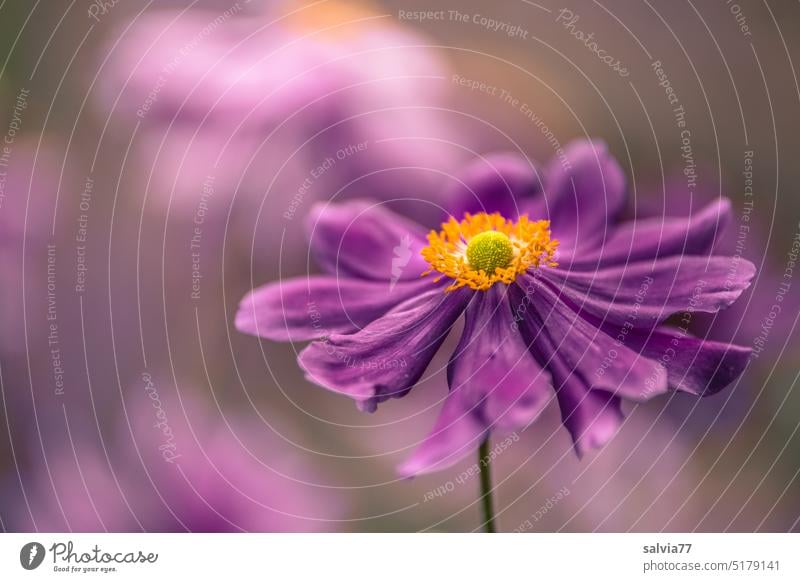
[236,140,753,482]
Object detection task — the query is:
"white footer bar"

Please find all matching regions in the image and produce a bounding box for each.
[1,533,796,580]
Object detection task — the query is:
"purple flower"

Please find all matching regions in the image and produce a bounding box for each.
[236,140,754,476]
[4,385,342,532]
[96,1,466,258]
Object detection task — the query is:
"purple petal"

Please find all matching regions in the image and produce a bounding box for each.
[544,255,756,329]
[306,200,430,281]
[397,390,487,477]
[99,12,338,127]
[516,277,669,402]
[400,289,552,476]
[568,198,732,269]
[510,284,625,456]
[444,153,543,220]
[621,325,751,396]
[542,140,627,251]
[235,276,432,341]
[448,289,553,429]
[298,288,471,412]
[553,369,625,458]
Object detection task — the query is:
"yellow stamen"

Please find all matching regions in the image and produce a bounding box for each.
[421,212,559,292]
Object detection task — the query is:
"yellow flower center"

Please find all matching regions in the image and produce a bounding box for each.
[421,212,559,292]
[466,231,514,273]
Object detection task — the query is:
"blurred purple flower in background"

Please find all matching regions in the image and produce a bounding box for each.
[236,140,754,476]
[95,0,466,271]
[4,381,340,532]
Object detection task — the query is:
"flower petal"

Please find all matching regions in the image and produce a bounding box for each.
[400,288,552,476]
[235,276,432,341]
[306,200,430,281]
[298,288,471,412]
[444,153,543,220]
[449,289,553,429]
[514,277,669,402]
[543,140,627,251]
[397,390,487,477]
[568,198,732,269]
[552,368,625,458]
[544,255,756,329]
[510,284,625,456]
[622,325,751,396]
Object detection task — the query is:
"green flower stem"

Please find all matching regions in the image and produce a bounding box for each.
[478,439,497,533]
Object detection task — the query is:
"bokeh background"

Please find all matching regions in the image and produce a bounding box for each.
[1,0,799,532]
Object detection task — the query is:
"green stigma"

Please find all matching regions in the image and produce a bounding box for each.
[466,231,514,273]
